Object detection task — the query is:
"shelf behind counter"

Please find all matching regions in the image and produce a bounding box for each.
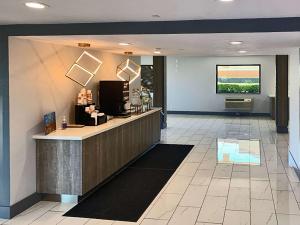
[34,108,161,197]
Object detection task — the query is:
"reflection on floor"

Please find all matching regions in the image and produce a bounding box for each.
[217,139,261,165]
[2,115,299,225]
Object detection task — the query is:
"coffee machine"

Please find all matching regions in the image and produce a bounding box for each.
[99,81,131,117]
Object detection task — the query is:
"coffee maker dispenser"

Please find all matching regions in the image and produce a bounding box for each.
[99,81,131,117]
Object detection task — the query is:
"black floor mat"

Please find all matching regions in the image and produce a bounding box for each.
[130,144,194,170]
[64,144,194,222]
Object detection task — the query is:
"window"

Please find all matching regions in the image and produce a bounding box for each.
[216,64,261,94]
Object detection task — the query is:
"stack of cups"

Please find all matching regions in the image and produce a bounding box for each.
[77,88,89,105]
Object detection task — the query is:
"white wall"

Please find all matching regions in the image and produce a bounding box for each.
[8,37,140,205]
[141,56,153,65]
[167,56,276,113]
[288,49,300,169]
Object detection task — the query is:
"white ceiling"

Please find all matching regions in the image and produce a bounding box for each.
[22,32,300,56]
[1,0,300,25]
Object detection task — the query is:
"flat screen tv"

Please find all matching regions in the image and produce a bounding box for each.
[216,64,261,94]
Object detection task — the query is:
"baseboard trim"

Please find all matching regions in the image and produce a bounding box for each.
[0,193,41,219]
[288,150,300,180]
[276,126,289,133]
[287,150,300,181]
[167,110,271,117]
[294,168,300,181]
[0,206,10,219]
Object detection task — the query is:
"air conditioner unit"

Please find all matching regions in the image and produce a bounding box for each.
[225,98,253,111]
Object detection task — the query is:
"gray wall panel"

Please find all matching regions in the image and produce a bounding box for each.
[0,35,10,217]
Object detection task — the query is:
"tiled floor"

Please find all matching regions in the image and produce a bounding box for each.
[2,114,299,225]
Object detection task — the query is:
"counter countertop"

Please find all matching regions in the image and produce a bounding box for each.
[33,108,161,141]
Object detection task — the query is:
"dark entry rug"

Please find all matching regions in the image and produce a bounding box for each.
[64,144,194,222]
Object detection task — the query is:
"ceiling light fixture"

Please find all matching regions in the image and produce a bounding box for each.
[65,51,103,87]
[78,43,91,48]
[230,41,243,45]
[154,48,162,54]
[116,52,141,84]
[218,0,234,2]
[239,50,248,54]
[119,42,131,46]
[25,2,48,9]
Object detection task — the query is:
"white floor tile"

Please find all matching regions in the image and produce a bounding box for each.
[139,219,167,225]
[168,207,199,225]
[177,163,199,177]
[164,175,192,194]
[86,219,114,225]
[50,203,76,213]
[223,210,250,225]
[112,221,136,225]
[57,217,89,225]
[277,213,300,225]
[250,166,269,181]
[251,212,277,225]
[233,165,250,172]
[191,170,214,186]
[286,168,300,183]
[232,171,249,179]
[0,220,7,225]
[179,185,207,207]
[203,151,217,161]
[230,178,250,189]
[226,187,250,211]
[30,211,64,225]
[207,178,230,197]
[4,201,58,225]
[192,145,209,153]
[146,193,182,220]
[196,223,221,225]
[198,160,217,170]
[213,165,232,179]
[251,180,273,200]
[291,182,300,202]
[267,160,286,174]
[273,190,300,215]
[185,153,205,163]
[197,196,226,224]
[269,173,292,191]
[251,199,275,213]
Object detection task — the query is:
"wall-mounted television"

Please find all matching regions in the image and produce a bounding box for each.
[216,64,261,94]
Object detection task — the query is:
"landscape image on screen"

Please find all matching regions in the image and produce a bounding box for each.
[217,65,260,94]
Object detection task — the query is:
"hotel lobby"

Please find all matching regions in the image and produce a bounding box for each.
[1,1,300,225]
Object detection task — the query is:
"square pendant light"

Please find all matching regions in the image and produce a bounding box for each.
[116,59,141,84]
[66,51,102,87]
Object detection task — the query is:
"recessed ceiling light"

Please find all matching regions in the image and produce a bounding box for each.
[230,41,243,45]
[78,43,91,48]
[25,2,48,9]
[218,0,234,2]
[124,51,133,55]
[154,50,161,54]
[119,42,131,46]
[152,14,161,18]
[239,50,248,54]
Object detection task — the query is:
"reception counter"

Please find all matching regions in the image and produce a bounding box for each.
[33,108,161,197]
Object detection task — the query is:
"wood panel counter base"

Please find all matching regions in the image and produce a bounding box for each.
[36,109,161,197]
